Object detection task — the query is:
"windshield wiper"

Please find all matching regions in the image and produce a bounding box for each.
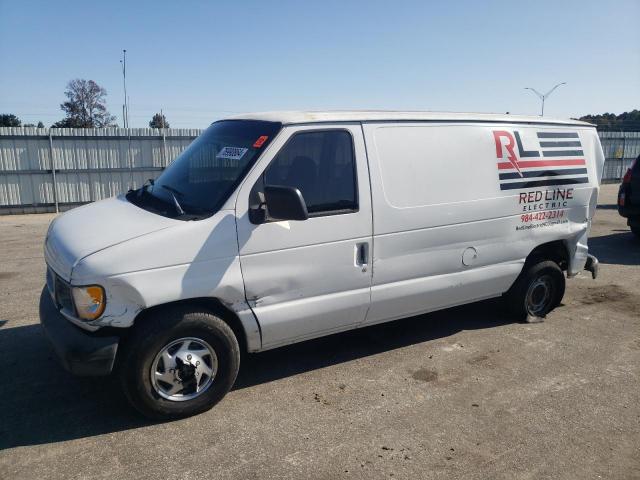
[161,184,185,215]
[160,184,184,197]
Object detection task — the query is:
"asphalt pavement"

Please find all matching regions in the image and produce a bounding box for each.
[0,184,638,479]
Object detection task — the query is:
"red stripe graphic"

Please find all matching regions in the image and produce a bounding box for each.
[497,159,586,170]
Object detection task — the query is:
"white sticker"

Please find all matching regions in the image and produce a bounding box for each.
[216,146,248,161]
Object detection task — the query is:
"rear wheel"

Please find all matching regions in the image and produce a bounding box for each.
[504,260,565,321]
[119,307,240,419]
[631,224,640,239]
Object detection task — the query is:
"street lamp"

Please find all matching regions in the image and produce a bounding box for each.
[524,82,566,116]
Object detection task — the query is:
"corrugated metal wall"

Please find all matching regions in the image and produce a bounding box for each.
[598,131,640,182]
[0,127,201,213]
[1,127,639,214]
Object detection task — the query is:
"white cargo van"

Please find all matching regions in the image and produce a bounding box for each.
[40,111,602,418]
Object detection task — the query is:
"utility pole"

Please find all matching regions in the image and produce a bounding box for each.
[524,82,566,116]
[120,49,133,189]
[120,49,129,128]
[160,108,168,167]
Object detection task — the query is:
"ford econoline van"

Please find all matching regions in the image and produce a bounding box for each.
[40,111,602,418]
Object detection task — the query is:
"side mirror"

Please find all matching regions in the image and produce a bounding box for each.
[264,185,309,221]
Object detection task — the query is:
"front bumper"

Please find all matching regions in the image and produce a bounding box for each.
[39,287,119,376]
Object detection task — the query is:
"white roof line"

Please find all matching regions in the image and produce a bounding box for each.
[226,110,593,127]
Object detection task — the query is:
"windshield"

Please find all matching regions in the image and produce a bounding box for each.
[127,120,281,220]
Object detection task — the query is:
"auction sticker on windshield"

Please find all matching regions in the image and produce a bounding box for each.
[217,146,248,161]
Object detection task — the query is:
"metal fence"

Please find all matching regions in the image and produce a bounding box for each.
[0,127,201,214]
[1,127,639,214]
[599,131,640,183]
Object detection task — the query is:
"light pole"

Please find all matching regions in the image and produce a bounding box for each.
[524,82,566,116]
[120,49,129,128]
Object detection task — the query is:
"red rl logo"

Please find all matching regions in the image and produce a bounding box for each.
[493,130,540,177]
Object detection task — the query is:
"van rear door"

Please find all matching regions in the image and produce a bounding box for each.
[235,124,373,349]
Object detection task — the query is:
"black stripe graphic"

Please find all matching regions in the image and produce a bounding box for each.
[537,132,579,138]
[515,131,539,157]
[499,168,587,180]
[542,150,584,157]
[539,141,582,147]
[500,177,589,190]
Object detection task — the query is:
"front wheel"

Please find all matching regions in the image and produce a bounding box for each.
[504,260,565,321]
[119,307,240,419]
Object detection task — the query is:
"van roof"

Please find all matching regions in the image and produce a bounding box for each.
[229,110,593,127]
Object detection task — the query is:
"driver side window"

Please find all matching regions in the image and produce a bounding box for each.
[262,130,358,216]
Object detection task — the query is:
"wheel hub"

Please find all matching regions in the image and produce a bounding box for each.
[150,337,218,402]
[174,351,204,384]
[526,275,553,316]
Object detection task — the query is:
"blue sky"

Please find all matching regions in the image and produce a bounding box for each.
[1,0,638,128]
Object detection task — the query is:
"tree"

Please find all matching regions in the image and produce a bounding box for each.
[37,121,45,128]
[54,79,116,128]
[0,114,21,127]
[149,112,169,128]
[52,117,83,128]
[578,109,640,131]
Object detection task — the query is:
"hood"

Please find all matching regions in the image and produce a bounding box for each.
[45,195,178,280]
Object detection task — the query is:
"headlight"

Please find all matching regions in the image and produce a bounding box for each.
[71,285,106,320]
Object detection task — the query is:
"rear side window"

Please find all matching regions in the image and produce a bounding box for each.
[264,130,358,216]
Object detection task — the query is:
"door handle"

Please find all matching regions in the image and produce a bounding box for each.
[355,242,369,271]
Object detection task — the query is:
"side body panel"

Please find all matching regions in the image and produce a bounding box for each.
[235,124,373,350]
[362,122,601,325]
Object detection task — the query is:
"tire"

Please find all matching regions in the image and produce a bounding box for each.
[631,224,640,239]
[119,306,240,420]
[504,260,565,321]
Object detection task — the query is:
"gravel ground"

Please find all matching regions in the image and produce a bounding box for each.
[0,184,638,479]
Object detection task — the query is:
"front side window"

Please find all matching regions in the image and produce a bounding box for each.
[128,120,281,219]
[263,130,358,216]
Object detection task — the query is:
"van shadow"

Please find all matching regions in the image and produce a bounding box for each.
[235,299,511,389]
[0,299,513,450]
[588,231,640,266]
